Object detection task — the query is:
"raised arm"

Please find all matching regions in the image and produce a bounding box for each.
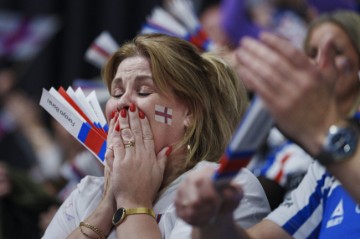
[175,165,291,239]
[236,32,360,203]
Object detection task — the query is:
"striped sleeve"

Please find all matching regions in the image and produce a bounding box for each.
[266,162,332,239]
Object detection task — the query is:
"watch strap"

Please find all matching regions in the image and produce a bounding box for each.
[316,150,340,166]
[125,208,155,218]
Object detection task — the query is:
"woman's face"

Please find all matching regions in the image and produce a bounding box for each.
[105,56,191,153]
[306,23,360,107]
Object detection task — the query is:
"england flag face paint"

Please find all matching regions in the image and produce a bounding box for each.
[155,104,172,125]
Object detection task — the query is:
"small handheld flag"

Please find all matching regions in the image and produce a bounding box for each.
[140,0,215,52]
[165,0,215,51]
[0,10,60,61]
[213,97,274,186]
[85,31,119,69]
[39,87,108,164]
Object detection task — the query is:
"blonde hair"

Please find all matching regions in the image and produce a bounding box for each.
[103,34,248,171]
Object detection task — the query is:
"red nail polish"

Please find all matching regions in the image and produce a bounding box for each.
[115,123,120,131]
[111,111,115,119]
[121,108,127,118]
[130,103,136,112]
[165,146,172,157]
[139,110,145,119]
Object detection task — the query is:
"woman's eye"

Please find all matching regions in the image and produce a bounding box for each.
[334,48,343,55]
[112,91,123,98]
[138,92,151,97]
[138,86,153,97]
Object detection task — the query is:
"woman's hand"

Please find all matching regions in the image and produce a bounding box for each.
[103,111,118,209]
[110,104,171,208]
[235,32,339,155]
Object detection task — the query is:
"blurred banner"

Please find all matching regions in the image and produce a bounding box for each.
[0,10,60,62]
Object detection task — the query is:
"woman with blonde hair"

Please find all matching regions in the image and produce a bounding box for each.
[43,33,270,239]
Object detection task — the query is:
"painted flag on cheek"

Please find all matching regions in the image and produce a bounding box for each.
[155,105,172,125]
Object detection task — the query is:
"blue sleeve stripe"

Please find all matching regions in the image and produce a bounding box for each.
[307,223,321,239]
[282,172,328,235]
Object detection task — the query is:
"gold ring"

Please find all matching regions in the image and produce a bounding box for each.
[124,141,135,148]
[143,136,153,140]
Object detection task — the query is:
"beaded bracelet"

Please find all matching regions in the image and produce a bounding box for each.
[79,221,106,239]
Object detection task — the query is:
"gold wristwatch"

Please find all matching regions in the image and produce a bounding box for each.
[112,207,155,226]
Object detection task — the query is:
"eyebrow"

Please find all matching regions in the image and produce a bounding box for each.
[112,74,153,85]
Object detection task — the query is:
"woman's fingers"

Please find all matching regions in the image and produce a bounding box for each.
[128,103,144,149]
[138,109,155,151]
[117,108,134,152]
[105,111,118,171]
[156,146,172,172]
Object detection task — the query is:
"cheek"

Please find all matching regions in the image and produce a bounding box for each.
[144,109,185,152]
[334,57,360,95]
[105,99,117,122]
[151,123,184,154]
[336,56,357,76]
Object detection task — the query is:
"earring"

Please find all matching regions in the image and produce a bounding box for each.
[184,127,192,155]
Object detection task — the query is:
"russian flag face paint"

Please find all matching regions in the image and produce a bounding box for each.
[155,104,173,125]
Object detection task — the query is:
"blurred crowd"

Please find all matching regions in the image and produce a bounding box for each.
[0,0,359,238]
[0,58,103,238]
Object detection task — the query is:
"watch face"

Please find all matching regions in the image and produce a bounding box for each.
[326,125,358,161]
[113,208,126,225]
[316,120,359,165]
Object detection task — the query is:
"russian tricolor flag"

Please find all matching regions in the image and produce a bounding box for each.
[40,87,108,164]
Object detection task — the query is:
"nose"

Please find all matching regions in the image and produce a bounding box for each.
[314,35,336,67]
[314,49,323,65]
[116,91,132,111]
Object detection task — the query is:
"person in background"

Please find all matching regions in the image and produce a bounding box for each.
[43,33,270,239]
[0,58,60,239]
[248,9,360,210]
[220,0,358,48]
[199,2,232,49]
[0,59,38,171]
[175,10,360,239]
